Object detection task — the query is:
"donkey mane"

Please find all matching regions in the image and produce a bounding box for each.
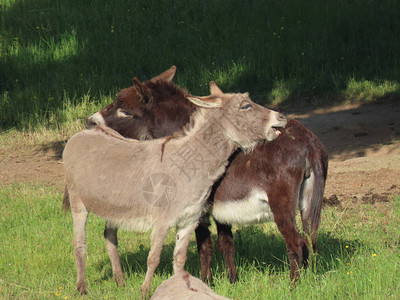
[117,79,190,108]
[160,108,205,160]
[94,124,136,142]
[145,80,190,104]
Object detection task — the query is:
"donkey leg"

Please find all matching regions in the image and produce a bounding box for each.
[173,223,199,274]
[104,222,125,287]
[71,201,89,294]
[216,221,237,283]
[195,215,213,283]
[140,225,169,298]
[274,214,305,283]
[303,210,321,255]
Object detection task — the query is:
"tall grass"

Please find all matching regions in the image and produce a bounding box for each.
[1,184,399,299]
[1,0,400,129]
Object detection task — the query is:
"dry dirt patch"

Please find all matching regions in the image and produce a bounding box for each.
[289,102,400,205]
[1,102,399,205]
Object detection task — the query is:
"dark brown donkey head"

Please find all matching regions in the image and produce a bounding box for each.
[86,65,196,139]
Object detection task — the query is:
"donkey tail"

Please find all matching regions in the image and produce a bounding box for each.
[309,157,328,252]
[62,184,71,212]
[301,153,328,253]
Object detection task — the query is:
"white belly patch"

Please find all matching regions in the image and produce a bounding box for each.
[211,189,273,225]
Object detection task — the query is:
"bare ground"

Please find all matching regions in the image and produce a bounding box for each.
[1,102,400,206]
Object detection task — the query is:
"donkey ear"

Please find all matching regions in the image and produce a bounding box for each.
[209,81,223,95]
[150,65,177,83]
[133,77,153,105]
[186,95,222,108]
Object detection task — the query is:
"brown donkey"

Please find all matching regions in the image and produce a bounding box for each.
[63,82,286,296]
[86,66,328,284]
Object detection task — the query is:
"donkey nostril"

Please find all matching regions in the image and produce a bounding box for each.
[278,113,286,121]
[86,118,98,128]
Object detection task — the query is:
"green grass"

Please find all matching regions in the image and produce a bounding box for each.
[1,0,400,129]
[1,183,399,299]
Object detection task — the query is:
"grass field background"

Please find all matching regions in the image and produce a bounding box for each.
[1,0,400,129]
[1,183,399,299]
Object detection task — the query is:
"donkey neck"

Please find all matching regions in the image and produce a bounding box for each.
[164,108,237,183]
[183,107,237,156]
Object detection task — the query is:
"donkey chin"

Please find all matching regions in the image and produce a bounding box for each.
[265,126,283,141]
[265,111,287,141]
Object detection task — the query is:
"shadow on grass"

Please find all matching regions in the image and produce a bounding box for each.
[94,225,366,283]
[227,226,366,277]
[2,0,400,129]
[95,239,202,283]
[37,139,67,160]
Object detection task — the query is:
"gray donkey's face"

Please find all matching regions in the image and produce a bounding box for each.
[187,82,287,151]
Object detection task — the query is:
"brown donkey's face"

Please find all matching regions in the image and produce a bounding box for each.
[87,85,150,139]
[86,66,196,140]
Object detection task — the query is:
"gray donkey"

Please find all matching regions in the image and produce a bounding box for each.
[63,82,286,296]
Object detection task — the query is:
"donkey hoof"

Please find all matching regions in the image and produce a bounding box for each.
[228,273,238,284]
[140,284,151,299]
[201,275,213,286]
[77,280,88,295]
[114,276,126,287]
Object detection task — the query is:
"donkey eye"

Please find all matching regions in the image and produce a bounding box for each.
[117,109,132,118]
[240,103,253,110]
